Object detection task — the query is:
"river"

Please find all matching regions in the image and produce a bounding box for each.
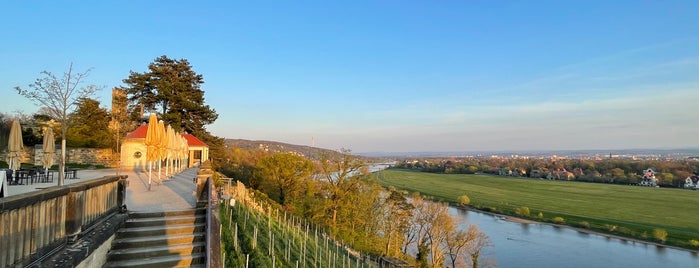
[451,207,699,268]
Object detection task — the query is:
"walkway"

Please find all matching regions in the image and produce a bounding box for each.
[3,167,200,212]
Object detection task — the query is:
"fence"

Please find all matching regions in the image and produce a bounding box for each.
[0,175,127,267]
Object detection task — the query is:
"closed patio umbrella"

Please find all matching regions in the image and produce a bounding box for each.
[157,120,167,182]
[42,127,56,181]
[165,125,175,178]
[144,114,162,190]
[6,119,24,185]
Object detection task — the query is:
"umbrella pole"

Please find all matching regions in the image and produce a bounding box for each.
[148,161,152,191]
[158,160,162,184]
[166,158,170,178]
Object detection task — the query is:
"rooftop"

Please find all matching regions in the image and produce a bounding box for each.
[124,124,208,147]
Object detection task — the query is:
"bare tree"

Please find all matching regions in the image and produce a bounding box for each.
[445,227,473,268]
[408,195,455,268]
[16,63,99,185]
[464,225,492,268]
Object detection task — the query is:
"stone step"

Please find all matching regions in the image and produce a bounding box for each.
[127,208,205,219]
[110,232,206,250]
[107,241,206,262]
[125,214,205,228]
[103,252,205,268]
[117,223,206,238]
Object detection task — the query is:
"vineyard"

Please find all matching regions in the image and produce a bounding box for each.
[218,181,383,268]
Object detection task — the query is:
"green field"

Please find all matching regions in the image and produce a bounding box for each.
[376,169,699,249]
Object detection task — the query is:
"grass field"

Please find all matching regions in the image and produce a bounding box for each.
[375,169,699,249]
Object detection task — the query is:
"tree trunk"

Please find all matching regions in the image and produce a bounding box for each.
[58,138,66,186]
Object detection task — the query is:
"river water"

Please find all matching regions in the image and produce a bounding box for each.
[451,207,699,268]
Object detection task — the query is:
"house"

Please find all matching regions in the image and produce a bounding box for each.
[546,168,575,180]
[639,168,658,187]
[498,168,512,176]
[684,175,699,190]
[120,124,209,171]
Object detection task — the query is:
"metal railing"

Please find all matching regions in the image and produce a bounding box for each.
[0,175,127,267]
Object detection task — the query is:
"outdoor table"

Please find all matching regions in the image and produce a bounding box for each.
[65,168,78,179]
[15,170,31,185]
[37,169,54,183]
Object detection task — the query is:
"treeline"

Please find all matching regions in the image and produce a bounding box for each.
[219,148,494,268]
[395,157,699,188]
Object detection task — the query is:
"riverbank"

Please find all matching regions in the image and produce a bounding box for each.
[459,206,699,255]
[376,169,699,251]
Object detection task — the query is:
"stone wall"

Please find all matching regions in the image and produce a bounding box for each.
[1,146,119,167]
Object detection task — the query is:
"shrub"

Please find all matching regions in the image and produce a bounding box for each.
[653,229,668,243]
[552,217,565,224]
[579,221,590,229]
[537,212,543,219]
[617,227,634,236]
[457,195,470,206]
[515,207,530,217]
[605,224,617,232]
[690,240,699,247]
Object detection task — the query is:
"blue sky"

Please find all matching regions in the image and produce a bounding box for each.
[1,1,698,153]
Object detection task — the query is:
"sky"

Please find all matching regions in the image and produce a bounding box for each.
[1,1,698,153]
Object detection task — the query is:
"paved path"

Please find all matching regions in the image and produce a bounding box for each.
[3,167,200,212]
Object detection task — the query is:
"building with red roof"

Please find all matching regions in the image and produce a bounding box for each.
[120,124,209,170]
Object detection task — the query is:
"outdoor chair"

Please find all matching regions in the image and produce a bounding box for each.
[5,169,15,185]
[38,169,53,183]
[27,169,38,184]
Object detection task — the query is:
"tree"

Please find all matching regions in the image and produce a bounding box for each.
[16,63,99,185]
[122,55,218,134]
[409,196,454,268]
[377,189,414,256]
[123,55,225,166]
[464,225,492,268]
[317,149,367,231]
[458,195,471,206]
[445,227,474,268]
[65,98,112,148]
[255,152,314,206]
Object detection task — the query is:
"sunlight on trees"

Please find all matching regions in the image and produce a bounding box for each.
[458,195,471,206]
[15,63,99,185]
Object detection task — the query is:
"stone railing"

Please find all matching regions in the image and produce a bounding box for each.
[0,175,127,267]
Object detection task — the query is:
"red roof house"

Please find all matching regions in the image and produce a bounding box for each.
[120,124,209,169]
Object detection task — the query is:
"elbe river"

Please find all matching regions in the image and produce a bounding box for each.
[452,207,698,268]
[371,164,698,267]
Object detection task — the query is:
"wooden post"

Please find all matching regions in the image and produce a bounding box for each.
[65,191,84,243]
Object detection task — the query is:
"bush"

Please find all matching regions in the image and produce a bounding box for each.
[653,229,668,243]
[605,224,617,232]
[537,212,544,219]
[579,221,590,229]
[552,217,565,224]
[689,240,699,247]
[457,195,470,206]
[515,206,530,217]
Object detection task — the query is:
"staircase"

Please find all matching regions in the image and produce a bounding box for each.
[104,209,207,268]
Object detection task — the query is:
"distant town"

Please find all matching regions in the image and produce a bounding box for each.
[360,148,699,161]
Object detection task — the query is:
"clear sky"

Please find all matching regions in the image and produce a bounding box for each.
[1,1,698,153]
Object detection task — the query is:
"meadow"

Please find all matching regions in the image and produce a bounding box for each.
[375,169,699,249]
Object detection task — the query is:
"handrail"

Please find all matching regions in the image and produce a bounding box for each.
[0,175,127,267]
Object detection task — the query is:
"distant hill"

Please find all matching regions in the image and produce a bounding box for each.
[225,139,341,160]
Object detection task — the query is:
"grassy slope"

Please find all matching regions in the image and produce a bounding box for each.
[376,169,699,248]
